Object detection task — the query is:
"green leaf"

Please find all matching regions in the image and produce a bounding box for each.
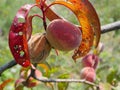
[107,69,117,84]
[45,82,54,90]
[57,74,69,90]
[47,67,60,78]
[15,85,24,90]
[114,30,120,37]
[38,63,50,77]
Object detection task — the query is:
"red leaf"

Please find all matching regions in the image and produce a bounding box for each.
[44,4,61,21]
[9,4,35,67]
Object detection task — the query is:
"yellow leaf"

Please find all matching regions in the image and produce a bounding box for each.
[0,79,13,90]
[45,0,101,60]
[38,63,50,75]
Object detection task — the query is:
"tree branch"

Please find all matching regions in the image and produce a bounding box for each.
[34,77,99,87]
[0,21,120,77]
[101,21,120,34]
[0,60,17,76]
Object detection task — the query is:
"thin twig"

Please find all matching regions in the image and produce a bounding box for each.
[34,77,99,87]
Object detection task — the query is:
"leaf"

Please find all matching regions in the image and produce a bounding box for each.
[25,77,40,88]
[47,67,60,78]
[0,79,13,90]
[57,74,69,90]
[20,67,31,79]
[38,63,50,76]
[45,82,54,90]
[114,30,120,37]
[44,4,61,21]
[107,69,117,84]
[15,78,25,90]
[93,42,104,55]
[44,0,101,60]
[58,73,69,79]
[9,4,36,67]
[15,85,24,90]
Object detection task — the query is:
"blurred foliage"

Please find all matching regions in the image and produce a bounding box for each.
[0,0,120,90]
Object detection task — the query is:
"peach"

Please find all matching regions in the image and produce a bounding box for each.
[46,19,82,51]
[80,67,96,82]
[82,54,99,69]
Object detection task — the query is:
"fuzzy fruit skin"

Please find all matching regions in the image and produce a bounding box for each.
[82,54,99,69]
[46,19,82,51]
[80,67,96,82]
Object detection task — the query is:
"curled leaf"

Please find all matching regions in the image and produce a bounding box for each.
[0,79,13,90]
[9,4,35,67]
[44,0,101,60]
[38,63,51,77]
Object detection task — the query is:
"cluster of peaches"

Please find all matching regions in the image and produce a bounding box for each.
[80,54,99,82]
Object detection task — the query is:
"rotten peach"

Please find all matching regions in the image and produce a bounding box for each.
[28,33,51,64]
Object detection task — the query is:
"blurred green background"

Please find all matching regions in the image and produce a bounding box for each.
[0,0,120,90]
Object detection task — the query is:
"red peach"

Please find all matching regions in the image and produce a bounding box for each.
[46,19,82,51]
[82,54,99,69]
[80,67,96,82]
